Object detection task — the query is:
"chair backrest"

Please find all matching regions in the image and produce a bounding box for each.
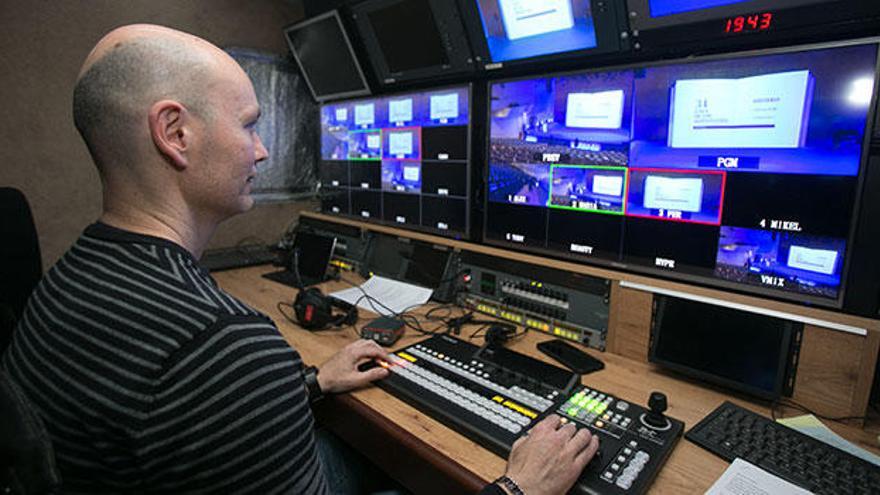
[0,371,61,494]
[0,187,42,354]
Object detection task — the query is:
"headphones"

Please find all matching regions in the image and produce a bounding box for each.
[293,287,359,331]
[485,323,518,346]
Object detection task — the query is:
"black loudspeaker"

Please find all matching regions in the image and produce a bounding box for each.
[843,153,880,317]
[293,288,359,331]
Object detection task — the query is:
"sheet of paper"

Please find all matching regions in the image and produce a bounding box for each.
[329,276,433,316]
[706,458,812,495]
[776,414,880,467]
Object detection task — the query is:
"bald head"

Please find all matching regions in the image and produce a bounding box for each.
[72,24,242,171]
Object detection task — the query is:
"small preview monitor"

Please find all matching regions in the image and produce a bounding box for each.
[458,0,626,69]
[291,232,337,286]
[649,295,802,400]
[352,0,475,86]
[284,10,371,102]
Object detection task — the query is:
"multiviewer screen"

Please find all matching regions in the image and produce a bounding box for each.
[485,43,877,303]
[320,86,470,238]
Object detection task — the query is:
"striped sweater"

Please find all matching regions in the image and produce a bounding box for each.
[2,223,329,494]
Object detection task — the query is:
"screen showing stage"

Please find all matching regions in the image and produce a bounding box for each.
[474,0,598,63]
[320,86,470,238]
[485,42,877,304]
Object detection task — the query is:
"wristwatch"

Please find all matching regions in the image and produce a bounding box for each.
[494,475,525,495]
[303,365,323,403]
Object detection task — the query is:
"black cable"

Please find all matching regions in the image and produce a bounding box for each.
[276,301,298,326]
[337,274,448,336]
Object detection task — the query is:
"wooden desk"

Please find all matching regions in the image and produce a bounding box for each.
[215,265,880,494]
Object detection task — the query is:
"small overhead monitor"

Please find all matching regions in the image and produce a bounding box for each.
[351,0,475,87]
[626,0,880,51]
[283,10,371,102]
[458,0,627,70]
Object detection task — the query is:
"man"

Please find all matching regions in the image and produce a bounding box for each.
[2,24,598,494]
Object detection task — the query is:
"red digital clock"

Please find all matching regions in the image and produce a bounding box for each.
[724,12,773,34]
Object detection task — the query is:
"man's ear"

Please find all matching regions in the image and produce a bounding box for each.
[148,100,192,169]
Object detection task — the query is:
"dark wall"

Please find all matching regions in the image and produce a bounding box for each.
[0,0,315,267]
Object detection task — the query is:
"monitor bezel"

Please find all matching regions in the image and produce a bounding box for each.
[648,295,799,401]
[625,0,880,52]
[457,0,627,71]
[627,0,828,31]
[481,37,880,309]
[283,10,372,103]
[319,82,474,240]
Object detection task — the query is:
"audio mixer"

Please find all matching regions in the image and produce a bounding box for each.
[373,335,683,494]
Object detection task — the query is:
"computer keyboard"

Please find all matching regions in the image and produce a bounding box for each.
[686,401,880,495]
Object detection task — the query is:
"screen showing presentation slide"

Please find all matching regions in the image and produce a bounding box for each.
[484,42,877,305]
[320,86,470,238]
[475,0,598,63]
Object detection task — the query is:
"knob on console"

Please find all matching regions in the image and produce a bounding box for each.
[641,391,672,430]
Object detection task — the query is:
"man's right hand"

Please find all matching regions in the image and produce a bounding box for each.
[502,414,600,495]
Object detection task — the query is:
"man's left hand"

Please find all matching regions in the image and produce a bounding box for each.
[316,339,390,394]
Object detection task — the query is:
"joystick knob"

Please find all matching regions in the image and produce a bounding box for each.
[648,391,667,416]
[642,391,671,430]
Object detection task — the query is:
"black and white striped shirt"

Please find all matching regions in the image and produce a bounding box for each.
[2,223,329,494]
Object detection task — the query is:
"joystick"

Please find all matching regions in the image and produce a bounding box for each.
[641,391,672,430]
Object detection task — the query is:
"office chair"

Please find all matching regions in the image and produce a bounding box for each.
[0,371,61,493]
[0,187,42,355]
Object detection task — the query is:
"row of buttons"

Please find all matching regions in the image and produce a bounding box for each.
[600,440,651,490]
[409,346,555,412]
[386,354,529,434]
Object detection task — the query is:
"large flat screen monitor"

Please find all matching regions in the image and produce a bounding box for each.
[484,40,879,307]
[320,85,471,239]
[458,0,625,70]
[283,10,371,102]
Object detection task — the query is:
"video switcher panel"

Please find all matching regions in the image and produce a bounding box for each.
[457,252,610,350]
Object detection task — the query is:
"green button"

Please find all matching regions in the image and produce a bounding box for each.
[595,403,608,414]
[567,407,579,417]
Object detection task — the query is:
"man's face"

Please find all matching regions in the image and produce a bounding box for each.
[189,64,268,220]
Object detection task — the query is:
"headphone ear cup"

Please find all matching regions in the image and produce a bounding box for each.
[294,288,333,330]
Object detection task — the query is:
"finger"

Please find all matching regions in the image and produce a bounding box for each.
[352,340,388,359]
[573,434,600,470]
[531,414,561,435]
[555,421,577,440]
[362,367,389,382]
[563,427,593,457]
